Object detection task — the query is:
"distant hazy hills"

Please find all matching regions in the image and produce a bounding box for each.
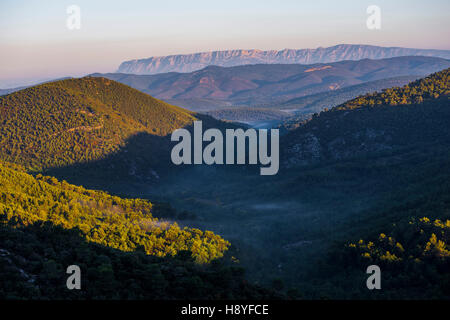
[95,56,450,109]
[0,86,28,96]
[117,44,450,75]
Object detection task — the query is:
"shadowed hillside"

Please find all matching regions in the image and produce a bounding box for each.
[0,77,196,171]
[0,160,229,264]
[95,56,450,109]
[0,222,281,299]
[142,69,450,299]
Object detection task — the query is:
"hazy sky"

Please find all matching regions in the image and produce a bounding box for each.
[1,0,449,87]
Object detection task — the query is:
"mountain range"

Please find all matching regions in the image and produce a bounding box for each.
[117,44,450,75]
[96,56,450,109]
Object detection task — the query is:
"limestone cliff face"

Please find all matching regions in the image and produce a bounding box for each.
[117,44,450,75]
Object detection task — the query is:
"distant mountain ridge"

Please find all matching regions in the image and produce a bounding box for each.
[117,44,450,75]
[99,56,450,109]
[282,68,450,167]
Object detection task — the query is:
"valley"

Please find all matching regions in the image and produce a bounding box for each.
[1,62,449,300]
[94,56,450,111]
[2,0,450,306]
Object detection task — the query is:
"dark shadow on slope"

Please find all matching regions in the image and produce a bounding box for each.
[0,222,281,300]
[44,113,247,193]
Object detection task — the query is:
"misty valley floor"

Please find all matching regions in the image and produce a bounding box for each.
[70,160,393,297]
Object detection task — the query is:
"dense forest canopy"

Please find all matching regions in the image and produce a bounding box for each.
[0,161,228,264]
[0,77,196,170]
[0,221,281,299]
[1,66,450,300]
[333,68,449,110]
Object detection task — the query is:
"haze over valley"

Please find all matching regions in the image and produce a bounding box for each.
[1,0,450,302]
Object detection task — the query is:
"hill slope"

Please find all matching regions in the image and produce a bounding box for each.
[284,67,450,297]
[0,77,196,170]
[282,68,450,167]
[0,161,228,263]
[125,68,450,299]
[117,44,450,74]
[97,56,450,109]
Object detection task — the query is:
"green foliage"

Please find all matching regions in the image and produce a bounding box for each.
[269,68,450,299]
[278,76,420,132]
[0,222,280,299]
[295,145,450,299]
[283,68,450,167]
[333,217,450,299]
[0,77,196,170]
[0,160,229,264]
[347,218,450,263]
[334,68,449,110]
[206,107,289,122]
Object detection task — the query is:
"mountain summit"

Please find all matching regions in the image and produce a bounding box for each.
[117,44,450,75]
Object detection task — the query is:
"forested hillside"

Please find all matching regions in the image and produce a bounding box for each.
[0,77,284,299]
[1,66,450,300]
[279,68,450,299]
[0,161,228,264]
[334,68,449,110]
[95,56,450,108]
[0,77,195,170]
[0,221,280,299]
[279,76,419,116]
[283,68,450,167]
[308,150,450,299]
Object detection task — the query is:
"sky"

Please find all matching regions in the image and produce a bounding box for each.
[0,0,449,88]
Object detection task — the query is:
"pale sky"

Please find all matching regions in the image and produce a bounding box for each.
[0,0,449,87]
